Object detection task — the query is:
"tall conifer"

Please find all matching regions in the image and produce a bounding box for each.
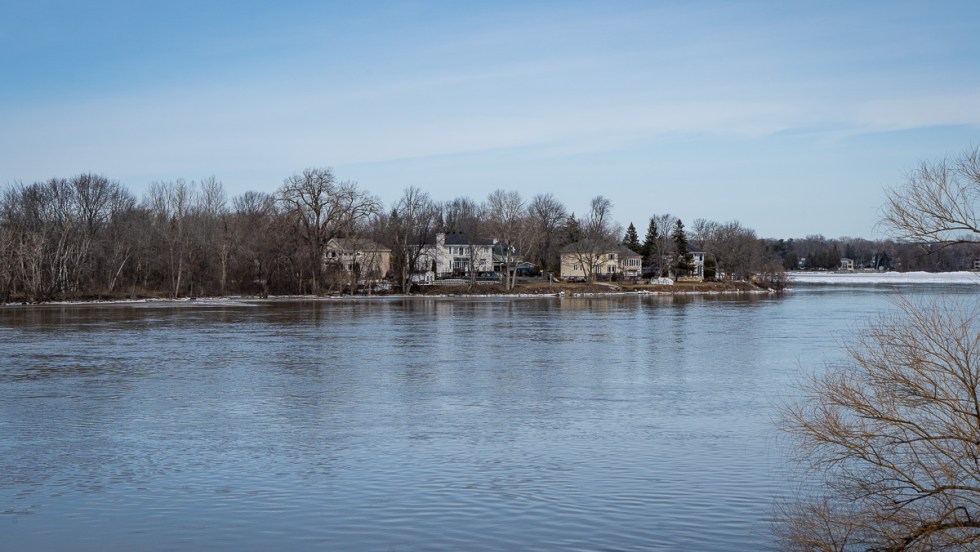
[622,223,641,253]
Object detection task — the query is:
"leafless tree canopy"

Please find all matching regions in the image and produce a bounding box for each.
[387,186,436,293]
[528,193,567,273]
[883,146,980,246]
[780,297,980,551]
[278,167,380,293]
[780,146,980,551]
[0,166,787,301]
[485,189,534,290]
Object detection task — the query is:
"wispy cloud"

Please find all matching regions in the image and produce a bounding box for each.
[2,1,979,238]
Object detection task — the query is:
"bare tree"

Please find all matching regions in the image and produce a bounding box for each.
[278,168,380,294]
[146,180,195,298]
[690,218,719,252]
[586,195,616,241]
[645,213,677,278]
[442,196,486,287]
[781,147,980,550]
[232,191,283,296]
[561,196,619,283]
[528,193,567,275]
[710,221,762,281]
[485,189,532,290]
[388,187,436,293]
[779,296,980,551]
[0,217,15,302]
[196,176,230,295]
[883,146,980,247]
[1,178,93,300]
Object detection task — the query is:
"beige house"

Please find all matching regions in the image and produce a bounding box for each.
[325,238,391,280]
[560,242,642,281]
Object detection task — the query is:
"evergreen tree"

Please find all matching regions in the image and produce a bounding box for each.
[672,218,690,276]
[622,222,641,253]
[641,217,658,264]
[564,213,582,243]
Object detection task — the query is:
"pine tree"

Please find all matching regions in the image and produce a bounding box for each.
[564,213,582,243]
[641,217,658,264]
[622,222,641,253]
[672,218,690,276]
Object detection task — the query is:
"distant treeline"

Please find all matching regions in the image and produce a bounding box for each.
[1,169,972,302]
[763,235,980,272]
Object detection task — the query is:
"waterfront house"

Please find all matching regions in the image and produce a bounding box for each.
[325,238,392,280]
[412,232,495,280]
[560,242,642,281]
[688,250,706,280]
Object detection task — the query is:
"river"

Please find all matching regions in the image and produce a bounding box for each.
[1,282,977,551]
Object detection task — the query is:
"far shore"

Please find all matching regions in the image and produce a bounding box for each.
[2,280,771,307]
[7,271,980,307]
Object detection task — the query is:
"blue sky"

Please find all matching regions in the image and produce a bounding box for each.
[2,1,978,238]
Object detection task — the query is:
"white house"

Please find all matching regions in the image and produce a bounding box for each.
[412,232,495,280]
[669,250,706,281]
[689,251,706,280]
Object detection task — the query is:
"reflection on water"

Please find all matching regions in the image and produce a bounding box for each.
[0,287,972,551]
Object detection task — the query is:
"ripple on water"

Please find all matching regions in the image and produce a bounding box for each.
[0,290,945,551]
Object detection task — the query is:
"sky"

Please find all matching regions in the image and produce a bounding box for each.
[2,0,978,239]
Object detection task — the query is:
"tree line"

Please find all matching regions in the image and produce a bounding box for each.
[763,234,980,272]
[6,165,968,303]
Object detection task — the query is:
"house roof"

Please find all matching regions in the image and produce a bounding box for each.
[560,241,640,257]
[442,232,495,246]
[327,237,391,253]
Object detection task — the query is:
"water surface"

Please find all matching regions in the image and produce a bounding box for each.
[1,285,973,550]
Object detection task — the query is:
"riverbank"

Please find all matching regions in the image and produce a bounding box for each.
[1,280,770,306]
[410,279,765,296]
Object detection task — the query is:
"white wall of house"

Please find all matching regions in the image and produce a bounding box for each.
[413,233,494,278]
[690,252,705,279]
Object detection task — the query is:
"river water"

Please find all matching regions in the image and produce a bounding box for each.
[1,283,977,551]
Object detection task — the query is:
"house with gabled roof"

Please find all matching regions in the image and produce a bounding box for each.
[324,237,391,280]
[560,242,642,281]
[412,232,496,280]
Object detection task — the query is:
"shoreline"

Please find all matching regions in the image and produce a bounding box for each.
[1,281,772,307]
[8,270,979,307]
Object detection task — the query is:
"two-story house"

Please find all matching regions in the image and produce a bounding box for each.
[560,242,642,281]
[412,232,495,281]
[324,238,392,280]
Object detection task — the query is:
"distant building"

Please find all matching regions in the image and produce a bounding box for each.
[325,238,391,280]
[560,242,642,281]
[840,258,855,271]
[412,232,495,280]
[688,250,706,280]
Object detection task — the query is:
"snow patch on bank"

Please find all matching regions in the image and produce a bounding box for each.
[788,271,980,285]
